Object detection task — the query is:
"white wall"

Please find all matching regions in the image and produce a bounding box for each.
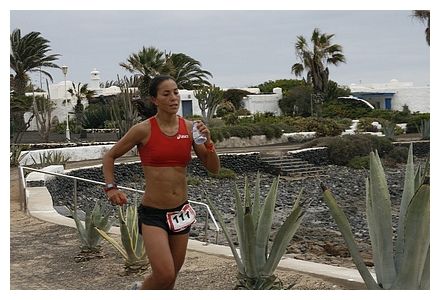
[25,81,87,131]
[242,92,282,115]
[392,87,430,112]
[178,89,202,116]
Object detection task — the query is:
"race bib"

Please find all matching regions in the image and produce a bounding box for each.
[166,203,196,232]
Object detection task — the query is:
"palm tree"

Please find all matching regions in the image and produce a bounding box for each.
[412,10,430,46]
[168,53,212,89]
[10,28,60,97]
[120,46,213,118]
[291,28,346,95]
[68,82,95,127]
[119,46,172,99]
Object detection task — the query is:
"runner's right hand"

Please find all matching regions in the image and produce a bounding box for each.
[106,189,128,206]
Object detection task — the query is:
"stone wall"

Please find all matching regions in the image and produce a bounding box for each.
[188,152,265,175]
[288,147,329,165]
[392,141,430,157]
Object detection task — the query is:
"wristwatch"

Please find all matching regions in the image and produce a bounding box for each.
[104,183,118,192]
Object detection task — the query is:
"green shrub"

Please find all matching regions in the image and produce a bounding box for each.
[216,101,236,118]
[236,108,251,116]
[261,124,275,140]
[223,112,240,125]
[304,135,393,166]
[334,118,353,130]
[221,127,231,139]
[381,120,396,140]
[284,117,344,137]
[208,167,236,179]
[187,176,202,186]
[347,155,370,169]
[210,128,224,143]
[207,118,225,128]
[82,103,112,129]
[226,125,254,139]
[406,113,430,133]
[366,109,407,124]
[321,99,372,119]
[357,117,387,132]
[384,146,409,166]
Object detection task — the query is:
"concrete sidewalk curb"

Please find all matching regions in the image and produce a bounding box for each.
[25,185,368,289]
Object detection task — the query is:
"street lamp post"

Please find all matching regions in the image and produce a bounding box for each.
[61,66,70,141]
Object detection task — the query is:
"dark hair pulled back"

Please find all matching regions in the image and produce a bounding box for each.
[149,75,175,97]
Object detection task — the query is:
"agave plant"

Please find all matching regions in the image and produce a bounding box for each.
[321,144,429,289]
[206,173,309,289]
[419,119,430,140]
[70,201,112,253]
[96,204,148,270]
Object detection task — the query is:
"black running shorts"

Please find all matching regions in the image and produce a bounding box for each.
[137,202,192,235]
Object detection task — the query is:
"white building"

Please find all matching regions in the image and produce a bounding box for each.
[177,89,203,117]
[178,87,283,117]
[242,87,283,116]
[348,79,429,113]
[24,69,121,131]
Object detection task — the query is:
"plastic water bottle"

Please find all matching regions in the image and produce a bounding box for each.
[192,122,207,144]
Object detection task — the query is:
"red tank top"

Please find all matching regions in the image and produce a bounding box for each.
[138,116,192,167]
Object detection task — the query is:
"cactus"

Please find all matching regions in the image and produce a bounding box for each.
[321,143,429,289]
[110,87,140,139]
[70,201,112,253]
[96,204,148,270]
[420,119,430,140]
[206,173,309,289]
[382,121,396,140]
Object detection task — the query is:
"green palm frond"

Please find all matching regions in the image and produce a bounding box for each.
[10,29,60,96]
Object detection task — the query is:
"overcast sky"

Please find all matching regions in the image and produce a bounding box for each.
[10,10,430,89]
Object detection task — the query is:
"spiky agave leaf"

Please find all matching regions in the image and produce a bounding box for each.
[321,182,379,289]
[205,191,245,274]
[95,227,129,261]
[255,176,279,271]
[87,202,112,249]
[233,181,248,273]
[251,172,261,230]
[70,202,111,251]
[96,205,147,268]
[392,183,430,289]
[93,206,112,244]
[420,246,430,289]
[71,208,87,246]
[262,189,306,276]
[367,151,396,289]
[322,146,429,290]
[395,143,415,272]
[243,208,257,277]
[118,205,147,266]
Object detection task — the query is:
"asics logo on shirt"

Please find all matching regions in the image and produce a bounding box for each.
[176,134,189,140]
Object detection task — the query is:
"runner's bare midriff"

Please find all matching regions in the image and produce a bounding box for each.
[141,166,188,209]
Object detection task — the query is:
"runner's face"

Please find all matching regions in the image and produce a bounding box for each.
[153,79,180,114]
